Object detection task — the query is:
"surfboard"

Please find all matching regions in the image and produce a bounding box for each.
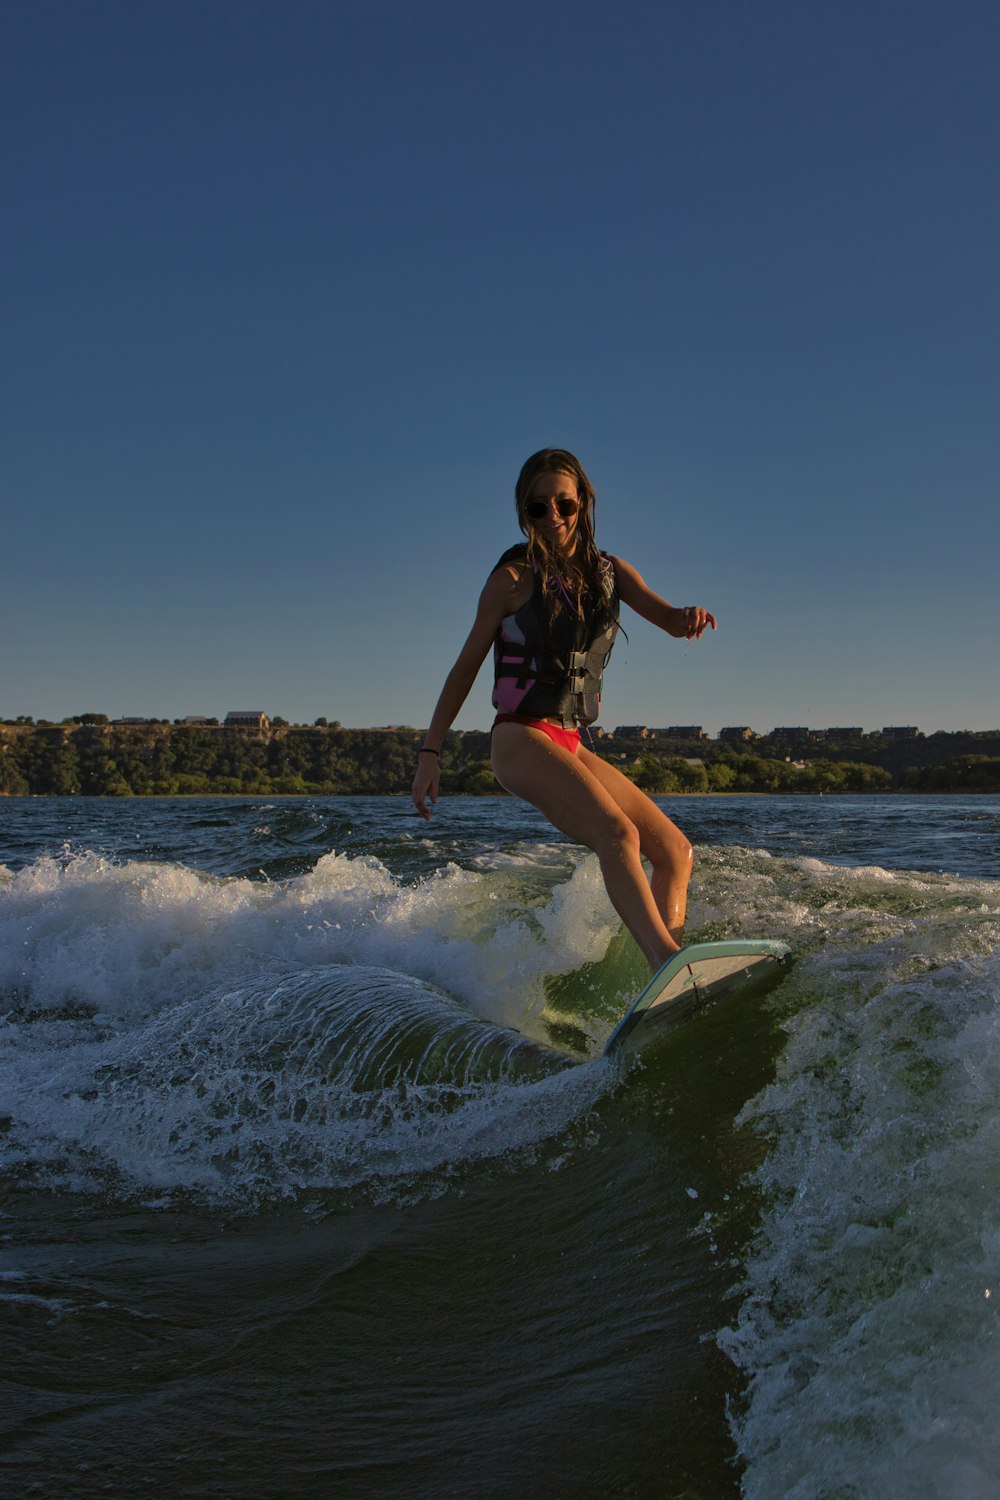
[603,939,792,1061]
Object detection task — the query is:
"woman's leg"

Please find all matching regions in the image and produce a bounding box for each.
[576,746,693,943]
[491,723,682,971]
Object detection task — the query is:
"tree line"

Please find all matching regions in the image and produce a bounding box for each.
[627,752,893,794]
[2,721,996,796]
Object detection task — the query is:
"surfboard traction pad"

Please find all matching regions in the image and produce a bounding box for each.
[603,939,793,1061]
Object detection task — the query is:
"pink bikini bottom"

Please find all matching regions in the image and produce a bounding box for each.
[492,714,581,755]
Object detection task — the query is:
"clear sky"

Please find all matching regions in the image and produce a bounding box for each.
[3,0,998,735]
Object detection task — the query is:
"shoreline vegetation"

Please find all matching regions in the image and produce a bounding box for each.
[2,719,1000,797]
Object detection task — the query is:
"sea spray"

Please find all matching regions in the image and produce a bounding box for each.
[0,846,615,1205]
[719,861,1000,1499]
[0,845,618,1024]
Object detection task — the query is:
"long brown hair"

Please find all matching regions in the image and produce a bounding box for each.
[514,448,609,617]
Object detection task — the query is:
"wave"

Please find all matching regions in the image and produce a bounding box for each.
[711,855,1000,1498]
[0,844,624,1028]
[4,838,1000,1498]
[1,834,1000,1488]
[0,846,621,1205]
[7,802,1000,1495]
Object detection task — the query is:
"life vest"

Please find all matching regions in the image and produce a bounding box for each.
[491,544,619,728]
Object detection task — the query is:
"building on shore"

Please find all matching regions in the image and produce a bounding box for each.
[634,726,708,740]
[224,711,270,732]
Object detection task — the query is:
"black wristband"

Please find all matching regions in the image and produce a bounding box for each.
[419,747,439,756]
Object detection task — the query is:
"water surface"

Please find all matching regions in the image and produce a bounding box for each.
[2,795,998,1497]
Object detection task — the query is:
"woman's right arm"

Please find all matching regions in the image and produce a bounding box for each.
[411,566,519,821]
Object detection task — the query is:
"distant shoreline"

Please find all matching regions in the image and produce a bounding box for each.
[2,722,999,796]
[4,790,999,803]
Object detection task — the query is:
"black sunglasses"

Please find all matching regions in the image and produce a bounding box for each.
[525,498,579,520]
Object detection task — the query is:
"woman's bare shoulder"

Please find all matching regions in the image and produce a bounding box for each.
[486,550,533,608]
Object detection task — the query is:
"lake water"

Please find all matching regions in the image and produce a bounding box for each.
[2,794,999,1498]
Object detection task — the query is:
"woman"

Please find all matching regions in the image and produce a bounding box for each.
[411,448,716,975]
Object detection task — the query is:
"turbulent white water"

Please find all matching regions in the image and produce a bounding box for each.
[0,847,617,1203]
[714,857,1000,1499]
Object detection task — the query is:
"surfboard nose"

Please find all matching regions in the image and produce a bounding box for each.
[603,940,793,1060]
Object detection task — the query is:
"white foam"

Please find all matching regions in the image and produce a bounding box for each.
[0,846,615,1204]
[718,856,1000,1499]
[0,970,607,1204]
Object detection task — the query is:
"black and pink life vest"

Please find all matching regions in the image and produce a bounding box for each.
[491,544,620,729]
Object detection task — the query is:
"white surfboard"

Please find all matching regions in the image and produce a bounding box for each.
[603,939,792,1061]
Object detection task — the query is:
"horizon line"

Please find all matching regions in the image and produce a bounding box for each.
[5,716,1000,741]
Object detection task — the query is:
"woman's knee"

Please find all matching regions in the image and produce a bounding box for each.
[597,813,643,862]
[646,821,693,872]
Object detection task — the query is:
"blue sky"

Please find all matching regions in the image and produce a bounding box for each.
[3,0,998,735]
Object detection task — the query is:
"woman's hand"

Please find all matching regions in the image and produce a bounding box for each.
[412,752,440,821]
[675,604,717,640]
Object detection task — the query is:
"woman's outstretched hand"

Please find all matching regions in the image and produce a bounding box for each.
[412,755,440,821]
[676,605,717,640]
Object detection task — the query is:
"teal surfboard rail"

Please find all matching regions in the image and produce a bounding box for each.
[603,939,793,1060]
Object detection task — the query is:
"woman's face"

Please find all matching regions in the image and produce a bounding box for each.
[523,471,581,554]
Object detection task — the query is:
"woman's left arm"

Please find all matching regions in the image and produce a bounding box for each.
[612,555,717,641]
